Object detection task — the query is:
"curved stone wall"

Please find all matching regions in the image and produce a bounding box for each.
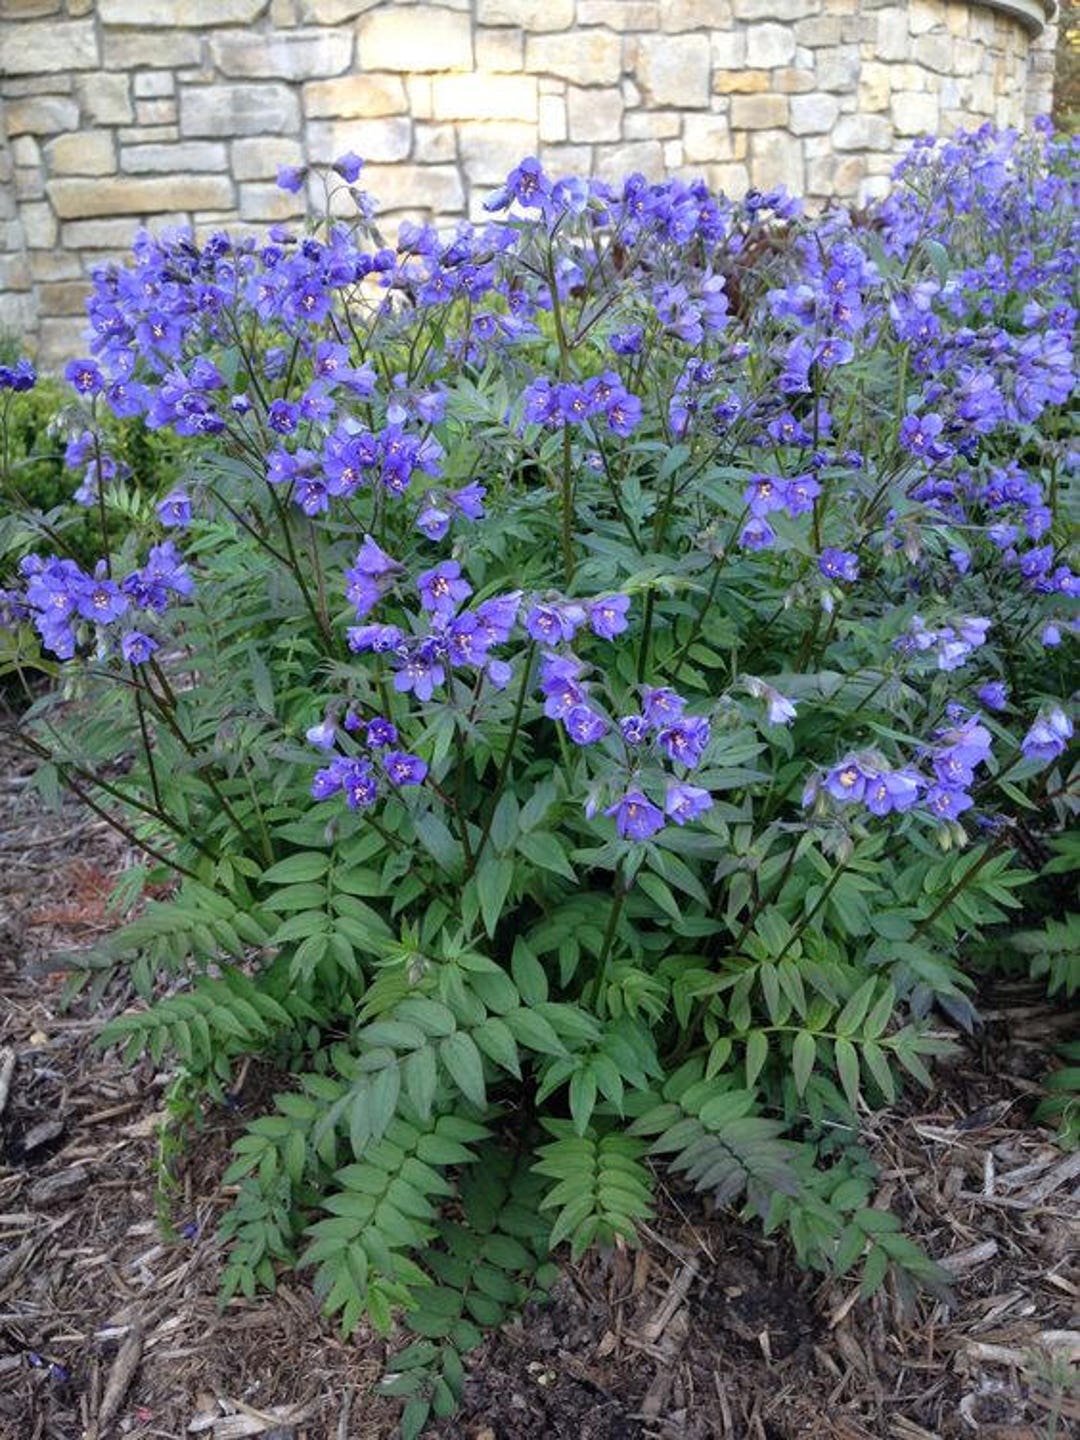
[0,0,1058,363]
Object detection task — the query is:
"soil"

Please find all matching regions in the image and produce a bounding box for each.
[0,732,1077,1440]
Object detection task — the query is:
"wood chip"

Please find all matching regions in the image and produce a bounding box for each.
[28,1165,90,1207]
[940,1240,998,1276]
[0,1047,15,1121]
[20,1117,64,1152]
[91,1322,144,1439]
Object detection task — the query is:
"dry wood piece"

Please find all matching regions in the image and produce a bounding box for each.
[27,1165,90,1207]
[0,1048,14,1123]
[87,1323,144,1440]
[939,1240,999,1276]
[19,1117,65,1153]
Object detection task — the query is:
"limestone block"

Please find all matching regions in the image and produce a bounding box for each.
[49,174,235,219]
[136,101,178,126]
[180,84,300,136]
[99,0,267,21]
[37,318,92,368]
[706,160,749,197]
[795,15,841,46]
[683,113,740,164]
[789,93,839,134]
[908,0,945,36]
[61,217,150,247]
[16,170,46,201]
[117,126,181,144]
[806,151,866,197]
[45,132,115,175]
[913,34,957,75]
[636,34,710,108]
[407,76,433,119]
[538,95,567,142]
[476,27,524,70]
[40,281,90,316]
[298,0,382,20]
[477,0,574,28]
[362,163,465,213]
[238,183,306,221]
[525,30,623,86]
[858,62,891,111]
[4,95,80,135]
[714,71,771,94]
[749,130,802,192]
[103,33,202,67]
[875,10,909,62]
[566,85,623,142]
[832,113,892,150]
[458,121,538,184]
[304,73,408,117]
[414,123,456,162]
[711,31,746,69]
[816,46,860,91]
[746,23,796,69]
[1,297,41,345]
[732,0,815,17]
[11,136,41,167]
[122,141,228,173]
[3,0,62,15]
[357,7,473,72]
[431,74,539,121]
[30,251,82,280]
[730,93,789,128]
[662,0,732,29]
[296,0,380,17]
[624,110,680,139]
[133,73,176,99]
[581,0,660,26]
[891,91,939,135]
[307,117,412,162]
[663,139,683,167]
[946,4,969,37]
[536,143,593,174]
[594,141,665,182]
[774,68,816,93]
[271,0,300,23]
[0,19,98,73]
[0,253,33,292]
[210,29,353,79]
[231,137,304,179]
[21,201,58,249]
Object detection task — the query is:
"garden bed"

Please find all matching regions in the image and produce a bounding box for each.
[2,733,1076,1440]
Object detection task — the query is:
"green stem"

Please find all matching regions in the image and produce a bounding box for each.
[469,642,536,875]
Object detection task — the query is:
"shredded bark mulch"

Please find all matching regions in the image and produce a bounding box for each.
[1,732,1077,1440]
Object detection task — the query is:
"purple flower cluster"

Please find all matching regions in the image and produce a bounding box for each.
[895,615,992,672]
[310,711,428,812]
[18,542,191,660]
[0,359,36,391]
[521,373,642,437]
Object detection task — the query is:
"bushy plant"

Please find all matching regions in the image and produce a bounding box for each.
[1,123,1076,1435]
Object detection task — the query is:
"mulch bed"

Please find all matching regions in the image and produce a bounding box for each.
[1,731,1077,1440]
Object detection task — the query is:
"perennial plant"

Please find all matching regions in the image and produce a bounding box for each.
[1,122,1077,1435]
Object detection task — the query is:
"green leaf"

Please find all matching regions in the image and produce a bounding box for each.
[517,831,576,881]
[476,856,514,938]
[836,978,877,1037]
[791,1031,816,1096]
[473,1017,521,1078]
[439,1031,487,1108]
[261,852,329,885]
[744,1030,768,1088]
[835,1037,861,1110]
[510,940,549,1006]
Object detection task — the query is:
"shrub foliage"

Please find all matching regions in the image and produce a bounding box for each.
[1,124,1076,1435]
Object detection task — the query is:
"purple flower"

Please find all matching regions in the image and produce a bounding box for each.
[764,688,797,726]
[664,783,713,825]
[588,594,630,639]
[1021,706,1073,764]
[641,686,686,729]
[606,790,666,841]
[366,717,398,749]
[924,785,974,821]
[345,537,401,618]
[450,483,486,521]
[305,719,337,749]
[739,516,776,551]
[392,645,445,702]
[333,151,364,183]
[863,769,921,816]
[383,751,428,786]
[417,560,472,617]
[1041,623,1061,647]
[64,358,104,395]
[77,570,129,624]
[347,623,404,654]
[620,715,648,746]
[417,501,451,540]
[819,548,860,583]
[156,489,191,528]
[977,680,1008,711]
[564,705,609,745]
[121,631,157,665]
[276,165,306,193]
[525,601,586,644]
[657,715,711,768]
[824,757,871,804]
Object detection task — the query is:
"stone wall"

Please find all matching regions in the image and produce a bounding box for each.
[0,0,1058,364]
